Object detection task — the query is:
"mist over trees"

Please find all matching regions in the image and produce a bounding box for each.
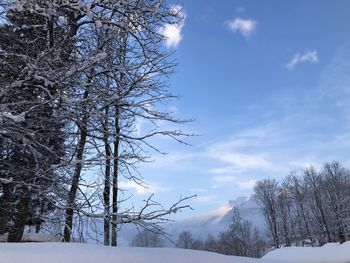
[0,0,192,245]
[174,210,266,258]
[130,229,164,248]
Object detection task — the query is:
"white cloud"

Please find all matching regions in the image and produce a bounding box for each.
[119,181,148,194]
[206,204,232,219]
[226,18,256,38]
[212,175,237,183]
[212,176,257,190]
[188,188,207,193]
[286,50,319,70]
[288,161,317,169]
[134,120,142,136]
[119,181,169,195]
[208,144,275,174]
[220,153,273,170]
[210,166,245,174]
[159,5,186,48]
[196,194,216,203]
[186,203,232,223]
[237,179,257,190]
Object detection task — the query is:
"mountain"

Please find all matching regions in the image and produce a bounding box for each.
[220,196,266,231]
[166,195,265,241]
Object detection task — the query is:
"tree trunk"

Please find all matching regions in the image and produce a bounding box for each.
[111,105,120,247]
[64,89,89,242]
[103,106,111,246]
[47,18,54,49]
[299,203,313,245]
[287,202,297,244]
[317,200,332,243]
[0,183,13,235]
[272,214,279,248]
[7,187,30,242]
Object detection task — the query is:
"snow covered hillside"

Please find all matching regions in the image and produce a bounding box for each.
[262,242,350,263]
[1,242,349,263]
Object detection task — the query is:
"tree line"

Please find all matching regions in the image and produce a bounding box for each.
[0,0,191,245]
[173,210,267,258]
[254,161,350,248]
[130,209,266,258]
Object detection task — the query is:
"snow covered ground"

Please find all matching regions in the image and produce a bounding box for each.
[262,242,350,263]
[0,242,349,263]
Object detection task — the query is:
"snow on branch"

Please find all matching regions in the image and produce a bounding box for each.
[77,194,195,225]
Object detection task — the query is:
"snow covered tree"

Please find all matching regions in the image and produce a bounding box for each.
[254,162,350,247]
[283,173,314,245]
[0,0,192,244]
[303,166,332,244]
[321,162,350,243]
[276,186,295,247]
[216,208,266,258]
[130,229,164,247]
[0,5,66,242]
[204,233,218,252]
[176,231,194,249]
[254,179,280,248]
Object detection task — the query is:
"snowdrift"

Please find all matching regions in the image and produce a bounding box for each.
[0,242,349,263]
[262,242,350,263]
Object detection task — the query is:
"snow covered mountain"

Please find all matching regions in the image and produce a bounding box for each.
[220,196,266,231]
[165,195,266,241]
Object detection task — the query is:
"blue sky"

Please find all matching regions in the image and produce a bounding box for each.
[120,0,350,220]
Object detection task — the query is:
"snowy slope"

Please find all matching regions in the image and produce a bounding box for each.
[0,242,349,263]
[0,243,256,263]
[262,242,350,263]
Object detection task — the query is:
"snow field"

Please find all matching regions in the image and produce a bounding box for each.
[0,241,349,263]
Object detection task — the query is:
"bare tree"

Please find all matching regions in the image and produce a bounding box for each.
[254,163,350,247]
[130,229,164,247]
[254,179,280,248]
[216,208,266,258]
[0,0,193,244]
[277,187,293,247]
[322,162,350,243]
[304,167,332,244]
[176,231,194,249]
[283,173,314,245]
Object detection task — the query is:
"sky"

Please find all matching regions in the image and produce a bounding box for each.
[120,0,350,220]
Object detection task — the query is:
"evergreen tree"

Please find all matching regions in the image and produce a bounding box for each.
[0,8,65,241]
